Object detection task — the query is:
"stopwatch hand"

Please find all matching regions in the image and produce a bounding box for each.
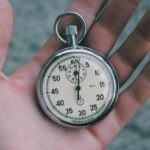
[77,58,81,100]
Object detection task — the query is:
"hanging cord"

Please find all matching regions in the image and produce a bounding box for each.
[119,52,150,95]
[95,0,110,21]
[94,0,150,94]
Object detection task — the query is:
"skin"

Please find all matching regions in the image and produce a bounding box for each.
[0,0,149,149]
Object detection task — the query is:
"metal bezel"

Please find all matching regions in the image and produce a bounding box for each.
[36,46,119,128]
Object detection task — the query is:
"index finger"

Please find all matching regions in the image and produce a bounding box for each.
[0,0,13,70]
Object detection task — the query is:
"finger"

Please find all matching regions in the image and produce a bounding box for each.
[0,0,13,69]
[10,0,105,80]
[89,63,150,148]
[86,0,141,54]
[89,11,150,147]
[110,10,150,84]
[66,0,104,28]
[116,64,150,123]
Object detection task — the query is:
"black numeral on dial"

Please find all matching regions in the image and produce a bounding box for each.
[58,65,66,71]
[85,62,90,68]
[71,59,79,64]
[95,70,100,76]
[66,108,73,115]
[90,104,97,111]
[96,94,104,100]
[51,88,59,94]
[79,110,86,116]
[56,100,64,106]
[100,81,105,87]
[52,75,60,82]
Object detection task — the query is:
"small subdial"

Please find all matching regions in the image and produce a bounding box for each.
[66,63,87,83]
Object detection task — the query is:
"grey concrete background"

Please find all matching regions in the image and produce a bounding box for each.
[4,0,150,149]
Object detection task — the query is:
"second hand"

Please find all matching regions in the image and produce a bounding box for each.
[76,57,81,100]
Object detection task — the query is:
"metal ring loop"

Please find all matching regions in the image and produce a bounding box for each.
[54,11,87,44]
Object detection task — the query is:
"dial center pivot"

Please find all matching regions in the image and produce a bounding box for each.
[77,98,84,106]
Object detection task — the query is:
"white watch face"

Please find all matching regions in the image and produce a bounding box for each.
[38,47,118,127]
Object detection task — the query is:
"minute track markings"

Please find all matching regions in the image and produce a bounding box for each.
[43,52,116,122]
[37,12,118,127]
[49,58,101,118]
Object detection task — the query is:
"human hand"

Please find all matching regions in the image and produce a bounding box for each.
[0,0,149,149]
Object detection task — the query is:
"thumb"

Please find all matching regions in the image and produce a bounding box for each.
[0,0,13,70]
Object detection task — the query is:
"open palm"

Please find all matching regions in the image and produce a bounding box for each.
[0,0,149,149]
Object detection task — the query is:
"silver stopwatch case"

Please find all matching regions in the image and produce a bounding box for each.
[36,10,150,128]
[36,46,119,128]
[36,12,119,128]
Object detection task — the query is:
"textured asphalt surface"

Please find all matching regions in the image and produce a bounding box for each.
[4,0,150,149]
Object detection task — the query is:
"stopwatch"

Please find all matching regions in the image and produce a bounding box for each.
[36,12,119,128]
